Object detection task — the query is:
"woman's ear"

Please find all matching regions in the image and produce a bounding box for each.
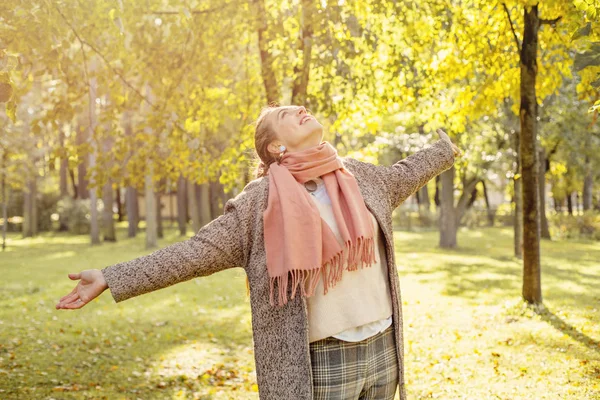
[267,142,280,156]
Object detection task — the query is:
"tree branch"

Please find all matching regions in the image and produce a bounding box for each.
[50,3,194,137]
[545,138,563,163]
[51,4,150,108]
[540,16,562,26]
[502,3,521,54]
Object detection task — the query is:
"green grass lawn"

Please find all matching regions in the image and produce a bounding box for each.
[1,224,598,399]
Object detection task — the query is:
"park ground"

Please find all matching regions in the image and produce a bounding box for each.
[1,224,599,399]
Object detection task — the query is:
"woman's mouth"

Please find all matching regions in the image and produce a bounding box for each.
[300,116,312,125]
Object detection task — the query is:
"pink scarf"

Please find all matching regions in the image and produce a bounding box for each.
[263,141,377,307]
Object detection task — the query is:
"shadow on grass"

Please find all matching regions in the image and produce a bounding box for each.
[1,226,257,398]
[394,226,600,304]
[90,308,255,398]
[532,304,600,355]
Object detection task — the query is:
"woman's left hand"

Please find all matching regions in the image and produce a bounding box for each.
[436,128,462,158]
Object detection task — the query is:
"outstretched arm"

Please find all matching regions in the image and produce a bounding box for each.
[99,198,248,303]
[344,129,461,210]
[56,194,250,309]
[384,133,459,209]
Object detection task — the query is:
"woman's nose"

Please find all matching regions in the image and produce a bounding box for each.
[297,106,306,115]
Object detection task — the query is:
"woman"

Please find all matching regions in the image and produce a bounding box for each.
[56,105,461,400]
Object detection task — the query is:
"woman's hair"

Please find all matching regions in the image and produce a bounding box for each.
[253,104,281,179]
[246,104,281,298]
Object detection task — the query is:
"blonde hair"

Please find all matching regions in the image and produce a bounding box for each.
[252,104,283,179]
[246,104,282,297]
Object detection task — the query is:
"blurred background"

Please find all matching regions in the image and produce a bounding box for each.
[1,1,599,399]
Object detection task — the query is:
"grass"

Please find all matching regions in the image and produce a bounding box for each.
[0,223,598,399]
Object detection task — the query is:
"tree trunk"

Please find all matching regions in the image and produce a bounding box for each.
[439,166,457,248]
[76,120,89,200]
[59,128,68,197]
[143,82,158,249]
[456,177,480,226]
[481,180,495,227]
[520,5,542,304]
[169,187,175,226]
[210,179,225,218]
[156,189,163,239]
[583,155,593,211]
[291,0,314,105]
[199,183,212,227]
[177,175,187,236]
[466,183,478,208]
[418,185,430,207]
[416,185,431,225]
[222,187,233,205]
[126,186,139,237]
[102,180,116,242]
[434,175,441,207]
[116,186,124,222]
[145,169,158,249]
[188,180,201,233]
[101,133,116,242]
[69,167,77,199]
[23,178,37,238]
[514,177,523,259]
[58,126,69,231]
[252,0,280,103]
[539,146,551,239]
[567,192,573,215]
[87,62,100,245]
[513,128,523,259]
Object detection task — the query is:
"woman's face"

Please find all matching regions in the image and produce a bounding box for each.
[266,105,323,155]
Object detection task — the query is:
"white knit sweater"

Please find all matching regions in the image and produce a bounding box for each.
[305,177,393,343]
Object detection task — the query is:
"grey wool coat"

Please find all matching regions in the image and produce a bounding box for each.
[101,138,456,400]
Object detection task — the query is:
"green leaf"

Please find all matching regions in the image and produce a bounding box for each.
[573,43,600,72]
[571,22,591,41]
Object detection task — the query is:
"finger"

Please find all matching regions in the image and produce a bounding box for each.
[60,291,78,304]
[59,287,77,302]
[60,297,85,310]
[56,293,79,309]
[68,273,82,280]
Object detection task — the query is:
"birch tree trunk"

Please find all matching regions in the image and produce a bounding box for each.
[87,57,100,245]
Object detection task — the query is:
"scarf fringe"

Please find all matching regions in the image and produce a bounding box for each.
[268,236,377,307]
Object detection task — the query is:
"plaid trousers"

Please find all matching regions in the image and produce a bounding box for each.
[309,324,399,400]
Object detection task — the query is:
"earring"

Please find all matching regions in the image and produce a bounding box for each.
[277,145,286,164]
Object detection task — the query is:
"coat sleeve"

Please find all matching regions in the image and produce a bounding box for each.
[101,195,249,303]
[346,139,455,210]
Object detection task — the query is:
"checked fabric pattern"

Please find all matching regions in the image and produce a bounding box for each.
[309,325,399,400]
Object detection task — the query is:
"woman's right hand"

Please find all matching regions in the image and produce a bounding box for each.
[55,269,108,310]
